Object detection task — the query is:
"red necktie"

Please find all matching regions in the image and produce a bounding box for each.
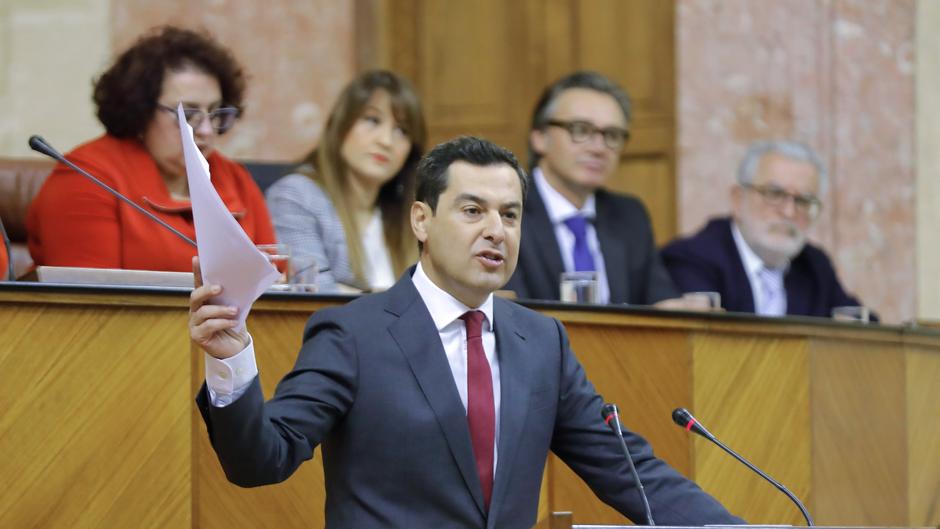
[461,310,495,510]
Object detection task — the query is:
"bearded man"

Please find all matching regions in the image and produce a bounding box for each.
[660,140,868,318]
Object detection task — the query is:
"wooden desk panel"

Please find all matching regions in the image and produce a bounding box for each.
[545,325,692,526]
[0,294,190,529]
[811,339,908,526]
[693,332,811,526]
[904,344,940,524]
[3,286,939,528]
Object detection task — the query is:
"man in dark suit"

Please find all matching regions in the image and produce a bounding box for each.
[190,137,743,528]
[661,140,868,318]
[505,71,684,306]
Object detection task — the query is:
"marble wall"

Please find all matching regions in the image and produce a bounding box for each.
[916,2,940,321]
[677,0,917,323]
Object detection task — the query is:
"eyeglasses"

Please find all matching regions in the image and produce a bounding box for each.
[545,119,630,150]
[742,183,822,219]
[157,103,240,134]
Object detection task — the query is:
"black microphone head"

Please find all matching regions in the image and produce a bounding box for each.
[601,403,618,422]
[672,407,713,438]
[28,135,62,160]
[672,407,693,427]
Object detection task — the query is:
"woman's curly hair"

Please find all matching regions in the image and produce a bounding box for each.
[93,26,246,138]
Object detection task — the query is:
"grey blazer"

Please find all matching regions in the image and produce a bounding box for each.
[196,270,742,529]
[265,173,355,290]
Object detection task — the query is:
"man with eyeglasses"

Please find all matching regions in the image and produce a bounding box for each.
[661,140,869,318]
[505,71,685,306]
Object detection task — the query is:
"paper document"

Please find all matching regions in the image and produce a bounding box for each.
[178,104,279,330]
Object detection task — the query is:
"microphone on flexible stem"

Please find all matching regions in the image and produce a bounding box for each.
[602,403,655,525]
[671,408,814,526]
[28,135,196,247]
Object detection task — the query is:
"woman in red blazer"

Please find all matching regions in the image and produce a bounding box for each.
[27,26,275,272]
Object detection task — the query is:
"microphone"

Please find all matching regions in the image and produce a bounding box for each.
[28,135,196,247]
[602,403,655,525]
[671,408,814,526]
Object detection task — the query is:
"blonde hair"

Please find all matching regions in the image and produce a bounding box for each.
[298,70,427,283]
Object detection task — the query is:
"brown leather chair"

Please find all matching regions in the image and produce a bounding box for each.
[0,158,54,279]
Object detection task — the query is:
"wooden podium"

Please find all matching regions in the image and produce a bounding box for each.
[1,283,939,528]
[532,512,935,529]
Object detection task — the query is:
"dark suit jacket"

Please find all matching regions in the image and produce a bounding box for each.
[660,217,867,318]
[197,270,742,528]
[505,186,679,304]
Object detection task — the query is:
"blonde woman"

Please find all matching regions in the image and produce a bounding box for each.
[266,71,427,291]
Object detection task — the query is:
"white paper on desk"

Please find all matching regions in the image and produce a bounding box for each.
[178,104,279,330]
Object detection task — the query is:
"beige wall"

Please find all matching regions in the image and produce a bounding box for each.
[677,0,918,324]
[916,1,940,321]
[0,0,111,157]
[0,0,355,161]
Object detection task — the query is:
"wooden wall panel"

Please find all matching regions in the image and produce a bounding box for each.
[572,0,677,241]
[383,0,540,160]
[614,155,675,245]
[810,339,908,525]
[374,0,678,239]
[692,332,811,525]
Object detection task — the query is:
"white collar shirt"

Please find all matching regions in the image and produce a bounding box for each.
[532,167,610,303]
[411,261,500,470]
[731,221,788,316]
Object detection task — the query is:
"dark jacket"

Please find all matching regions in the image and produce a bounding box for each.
[507,186,678,304]
[661,217,867,317]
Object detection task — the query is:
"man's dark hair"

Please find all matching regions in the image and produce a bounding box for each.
[527,70,632,170]
[415,136,528,251]
[93,26,247,138]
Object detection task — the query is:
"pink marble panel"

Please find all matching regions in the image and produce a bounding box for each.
[677,0,915,323]
[110,0,356,161]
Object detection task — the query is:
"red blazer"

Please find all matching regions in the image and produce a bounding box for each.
[27,135,276,272]
[0,237,8,280]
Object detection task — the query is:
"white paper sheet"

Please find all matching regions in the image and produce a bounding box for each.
[178,104,279,330]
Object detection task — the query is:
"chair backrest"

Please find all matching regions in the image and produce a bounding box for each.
[0,158,54,278]
[240,160,297,194]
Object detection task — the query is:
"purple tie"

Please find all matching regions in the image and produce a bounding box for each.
[460,310,494,510]
[563,215,596,272]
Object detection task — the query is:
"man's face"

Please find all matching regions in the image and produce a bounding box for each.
[732,153,821,267]
[530,88,627,205]
[412,161,523,307]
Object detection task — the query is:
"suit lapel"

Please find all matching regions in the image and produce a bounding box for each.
[486,300,531,526]
[384,275,488,517]
[525,188,566,298]
[595,192,627,302]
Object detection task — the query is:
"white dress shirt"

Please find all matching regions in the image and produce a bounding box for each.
[532,168,610,303]
[204,262,501,467]
[361,209,395,290]
[731,221,788,316]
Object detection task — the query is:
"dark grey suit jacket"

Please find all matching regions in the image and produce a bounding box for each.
[197,270,741,528]
[506,186,679,304]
